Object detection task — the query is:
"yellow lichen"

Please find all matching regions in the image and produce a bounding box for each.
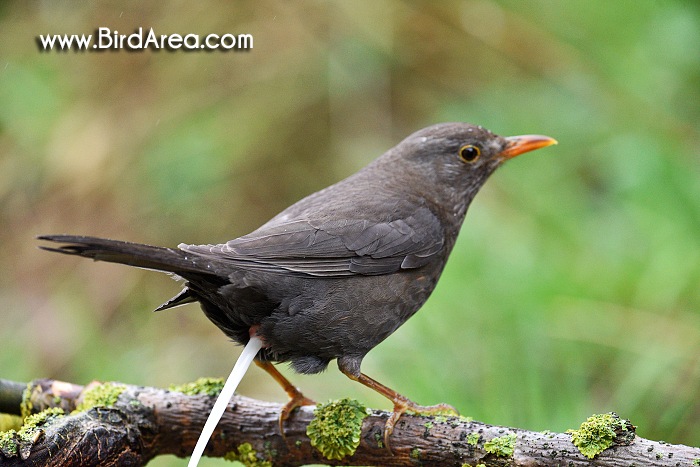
[466,432,480,446]
[19,383,34,419]
[223,442,271,467]
[0,407,65,458]
[169,377,224,396]
[306,398,369,461]
[567,413,634,459]
[75,382,126,412]
[484,432,516,457]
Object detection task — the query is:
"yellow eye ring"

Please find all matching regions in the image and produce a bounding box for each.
[459,144,481,163]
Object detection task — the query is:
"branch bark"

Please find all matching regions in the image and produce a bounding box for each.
[0,378,698,466]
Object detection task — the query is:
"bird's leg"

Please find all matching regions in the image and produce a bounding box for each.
[254,359,316,436]
[338,360,458,451]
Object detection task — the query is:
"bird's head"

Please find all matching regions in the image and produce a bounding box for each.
[383,122,557,219]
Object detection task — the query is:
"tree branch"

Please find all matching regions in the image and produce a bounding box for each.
[0,378,697,466]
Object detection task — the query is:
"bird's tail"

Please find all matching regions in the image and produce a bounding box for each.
[37,234,215,277]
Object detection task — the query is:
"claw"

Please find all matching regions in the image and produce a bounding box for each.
[383,398,459,449]
[337,363,458,453]
[278,387,316,436]
[255,360,316,438]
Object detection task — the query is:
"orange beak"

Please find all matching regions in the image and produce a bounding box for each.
[501,135,558,159]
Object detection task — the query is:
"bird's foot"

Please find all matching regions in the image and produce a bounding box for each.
[278,387,316,436]
[383,396,459,450]
[254,359,316,437]
[337,364,460,453]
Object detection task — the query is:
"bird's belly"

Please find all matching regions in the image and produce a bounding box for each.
[256,270,437,371]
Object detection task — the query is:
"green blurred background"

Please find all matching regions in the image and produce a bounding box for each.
[1,1,699,464]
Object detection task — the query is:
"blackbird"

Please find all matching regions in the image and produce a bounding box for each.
[39,122,556,446]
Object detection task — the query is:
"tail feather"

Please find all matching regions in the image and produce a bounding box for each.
[37,235,218,277]
[154,288,197,312]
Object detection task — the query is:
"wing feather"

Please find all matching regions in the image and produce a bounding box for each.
[180,206,444,277]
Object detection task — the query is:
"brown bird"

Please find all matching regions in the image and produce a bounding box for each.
[39,123,556,448]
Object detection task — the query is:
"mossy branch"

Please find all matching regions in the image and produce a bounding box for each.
[0,377,698,466]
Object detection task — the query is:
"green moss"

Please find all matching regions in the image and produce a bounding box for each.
[0,414,22,432]
[169,377,225,396]
[223,442,271,467]
[306,398,369,461]
[692,459,700,466]
[466,432,480,446]
[484,432,516,457]
[22,408,64,430]
[567,413,634,459]
[373,431,384,449]
[262,440,277,459]
[410,447,420,459]
[20,383,33,419]
[448,415,473,427]
[0,408,65,458]
[0,430,19,456]
[75,382,126,412]
[424,421,434,430]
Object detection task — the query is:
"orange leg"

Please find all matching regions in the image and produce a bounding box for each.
[339,367,458,450]
[254,360,316,435]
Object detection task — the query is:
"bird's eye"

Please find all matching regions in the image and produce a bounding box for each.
[459,144,481,163]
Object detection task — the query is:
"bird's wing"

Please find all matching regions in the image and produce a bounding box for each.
[180,206,445,277]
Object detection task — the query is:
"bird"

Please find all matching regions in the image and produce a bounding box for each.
[39,122,556,450]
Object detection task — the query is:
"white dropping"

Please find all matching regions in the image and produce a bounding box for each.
[187,336,264,467]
